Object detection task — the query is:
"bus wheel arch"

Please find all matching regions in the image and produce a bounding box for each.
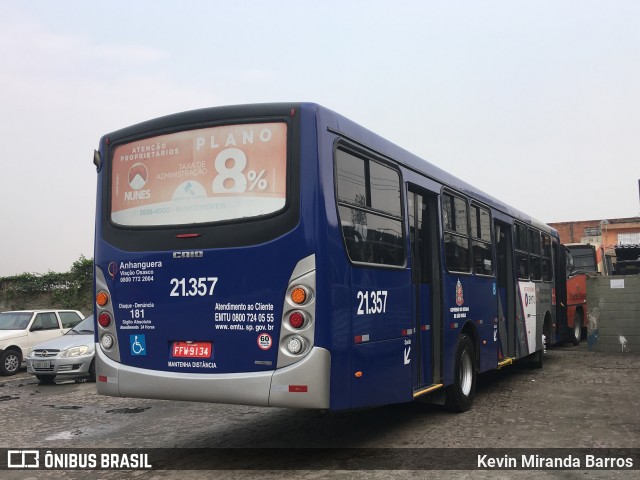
[445,331,477,413]
[460,321,480,368]
[526,312,550,369]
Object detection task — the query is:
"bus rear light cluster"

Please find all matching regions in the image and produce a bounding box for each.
[95,267,120,362]
[277,255,316,368]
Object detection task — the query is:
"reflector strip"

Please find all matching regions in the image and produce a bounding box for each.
[98,375,117,384]
[498,358,514,369]
[289,385,308,393]
[354,334,370,344]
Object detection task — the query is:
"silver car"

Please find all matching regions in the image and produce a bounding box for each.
[26,316,95,384]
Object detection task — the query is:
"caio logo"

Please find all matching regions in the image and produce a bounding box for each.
[173,251,204,259]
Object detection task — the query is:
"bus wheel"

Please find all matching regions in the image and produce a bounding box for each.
[445,334,476,413]
[571,311,582,346]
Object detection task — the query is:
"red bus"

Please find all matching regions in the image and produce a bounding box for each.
[563,244,598,345]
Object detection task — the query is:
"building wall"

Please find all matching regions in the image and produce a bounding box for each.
[0,293,92,316]
[549,217,640,247]
[586,275,640,353]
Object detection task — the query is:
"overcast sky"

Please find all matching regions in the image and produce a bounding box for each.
[1,1,639,276]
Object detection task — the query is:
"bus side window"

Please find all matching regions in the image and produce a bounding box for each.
[342,225,365,262]
[444,233,470,272]
[335,148,404,267]
[541,233,553,281]
[470,204,493,276]
[514,223,529,280]
[442,192,470,273]
[529,229,542,281]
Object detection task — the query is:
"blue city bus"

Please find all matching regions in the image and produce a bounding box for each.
[94,103,561,412]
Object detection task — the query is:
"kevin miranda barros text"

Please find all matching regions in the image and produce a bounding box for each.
[478,454,633,469]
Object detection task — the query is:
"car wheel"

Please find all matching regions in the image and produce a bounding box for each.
[445,334,476,413]
[88,359,96,382]
[36,374,56,385]
[0,349,21,376]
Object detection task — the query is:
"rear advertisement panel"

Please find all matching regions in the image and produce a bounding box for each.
[111,122,287,226]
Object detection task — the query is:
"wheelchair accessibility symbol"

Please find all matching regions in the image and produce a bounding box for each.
[130,335,147,356]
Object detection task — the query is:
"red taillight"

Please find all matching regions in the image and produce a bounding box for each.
[289,312,304,329]
[98,312,111,328]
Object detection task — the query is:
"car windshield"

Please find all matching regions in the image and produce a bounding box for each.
[0,312,33,330]
[68,316,94,334]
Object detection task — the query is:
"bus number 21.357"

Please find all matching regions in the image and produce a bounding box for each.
[357,290,388,315]
[170,277,219,297]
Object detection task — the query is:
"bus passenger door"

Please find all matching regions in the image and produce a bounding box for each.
[408,188,442,390]
[495,221,516,360]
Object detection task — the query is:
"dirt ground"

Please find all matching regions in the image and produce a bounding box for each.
[1,342,639,479]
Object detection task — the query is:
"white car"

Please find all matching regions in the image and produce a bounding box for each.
[0,310,84,376]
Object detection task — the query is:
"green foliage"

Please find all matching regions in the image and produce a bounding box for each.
[0,255,93,311]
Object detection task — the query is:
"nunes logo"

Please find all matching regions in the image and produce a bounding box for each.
[8,450,39,468]
[128,163,148,190]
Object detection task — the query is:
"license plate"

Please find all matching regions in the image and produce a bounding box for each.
[171,342,212,359]
[33,361,51,369]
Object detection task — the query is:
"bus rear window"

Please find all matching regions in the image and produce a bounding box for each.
[110,122,287,227]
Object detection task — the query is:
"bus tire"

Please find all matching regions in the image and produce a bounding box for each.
[571,311,582,346]
[445,334,476,413]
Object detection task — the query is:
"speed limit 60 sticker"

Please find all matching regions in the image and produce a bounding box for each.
[257,333,272,350]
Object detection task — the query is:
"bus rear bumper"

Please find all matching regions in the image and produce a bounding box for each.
[96,346,330,409]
